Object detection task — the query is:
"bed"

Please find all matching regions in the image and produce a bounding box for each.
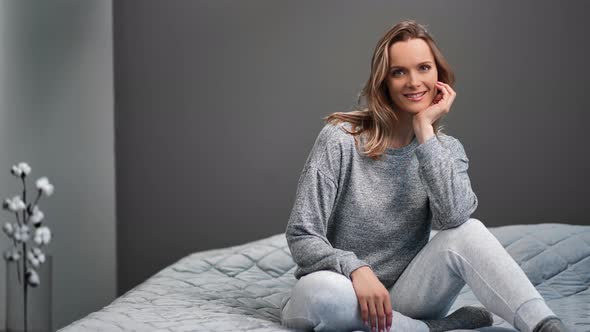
[58,223,590,332]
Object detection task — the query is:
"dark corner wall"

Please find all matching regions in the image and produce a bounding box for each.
[114,0,590,294]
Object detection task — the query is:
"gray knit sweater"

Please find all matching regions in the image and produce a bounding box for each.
[285,121,478,289]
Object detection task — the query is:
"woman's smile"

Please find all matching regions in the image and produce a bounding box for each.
[403,91,427,102]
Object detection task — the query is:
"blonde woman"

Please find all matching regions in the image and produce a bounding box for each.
[280,20,567,332]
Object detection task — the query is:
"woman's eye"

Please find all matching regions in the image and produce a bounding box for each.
[391,70,403,77]
[391,65,430,77]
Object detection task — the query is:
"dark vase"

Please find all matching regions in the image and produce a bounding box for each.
[5,254,52,332]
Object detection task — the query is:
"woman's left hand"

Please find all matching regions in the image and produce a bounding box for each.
[413,81,456,126]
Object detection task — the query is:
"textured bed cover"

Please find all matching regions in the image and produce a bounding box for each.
[58,223,590,331]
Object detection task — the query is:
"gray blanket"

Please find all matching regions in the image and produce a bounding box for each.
[58,223,590,331]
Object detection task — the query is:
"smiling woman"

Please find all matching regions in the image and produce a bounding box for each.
[322,20,456,161]
[280,19,570,332]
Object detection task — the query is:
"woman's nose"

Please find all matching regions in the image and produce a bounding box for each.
[406,73,421,88]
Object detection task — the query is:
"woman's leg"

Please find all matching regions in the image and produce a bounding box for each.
[280,270,430,332]
[388,217,557,332]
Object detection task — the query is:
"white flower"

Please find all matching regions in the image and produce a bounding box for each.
[20,162,32,175]
[10,162,31,178]
[26,269,40,287]
[34,226,51,245]
[2,222,15,237]
[27,250,40,267]
[35,177,54,196]
[14,224,30,243]
[3,196,26,212]
[29,205,45,226]
[3,247,21,261]
[28,247,46,267]
[32,247,46,263]
[10,165,20,177]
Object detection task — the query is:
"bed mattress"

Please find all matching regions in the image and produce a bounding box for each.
[58,223,590,331]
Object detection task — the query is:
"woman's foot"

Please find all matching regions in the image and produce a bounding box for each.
[532,316,569,332]
[422,306,494,332]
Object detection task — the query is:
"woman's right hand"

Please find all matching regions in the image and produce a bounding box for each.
[350,266,392,332]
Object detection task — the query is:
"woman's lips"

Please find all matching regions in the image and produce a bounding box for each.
[404,91,426,101]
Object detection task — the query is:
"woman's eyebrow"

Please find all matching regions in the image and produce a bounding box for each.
[389,61,433,70]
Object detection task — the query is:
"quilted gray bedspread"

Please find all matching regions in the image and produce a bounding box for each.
[58,223,590,332]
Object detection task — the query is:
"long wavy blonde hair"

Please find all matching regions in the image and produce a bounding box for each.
[324,19,456,161]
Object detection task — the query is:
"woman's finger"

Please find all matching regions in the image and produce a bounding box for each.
[445,82,456,96]
[437,81,456,110]
[383,295,393,332]
[439,81,456,97]
[447,84,456,106]
[436,82,451,108]
[436,81,448,98]
[434,89,443,104]
[359,298,370,328]
[367,297,378,332]
[375,295,386,332]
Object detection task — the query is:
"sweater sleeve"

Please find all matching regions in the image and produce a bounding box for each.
[414,134,479,230]
[285,125,372,281]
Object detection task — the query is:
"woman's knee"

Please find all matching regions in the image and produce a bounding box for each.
[284,270,363,330]
[458,217,486,232]
[295,270,358,306]
[438,218,492,249]
[446,218,486,234]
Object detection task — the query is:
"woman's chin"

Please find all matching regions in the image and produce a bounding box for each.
[402,102,426,113]
[393,98,432,114]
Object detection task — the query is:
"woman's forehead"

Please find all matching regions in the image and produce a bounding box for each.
[388,39,434,67]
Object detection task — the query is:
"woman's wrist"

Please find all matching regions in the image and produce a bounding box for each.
[351,265,372,280]
[413,121,435,144]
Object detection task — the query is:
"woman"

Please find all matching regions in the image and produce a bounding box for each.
[280,20,567,332]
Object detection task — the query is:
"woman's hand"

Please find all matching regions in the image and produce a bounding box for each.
[350,266,392,332]
[413,81,456,127]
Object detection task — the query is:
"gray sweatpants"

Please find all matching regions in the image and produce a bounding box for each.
[280,218,556,332]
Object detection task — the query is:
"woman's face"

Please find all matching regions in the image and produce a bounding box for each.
[385,38,439,115]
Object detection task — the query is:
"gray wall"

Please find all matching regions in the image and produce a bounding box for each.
[0,1,116,330]
[115,0,590,294]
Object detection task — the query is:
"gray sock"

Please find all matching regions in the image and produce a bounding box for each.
[389,310,430,332]
[532,316,568,332]
[422,306,494,332]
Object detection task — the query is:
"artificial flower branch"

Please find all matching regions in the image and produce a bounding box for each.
[3,174,54,280]
[2,162,55,332]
